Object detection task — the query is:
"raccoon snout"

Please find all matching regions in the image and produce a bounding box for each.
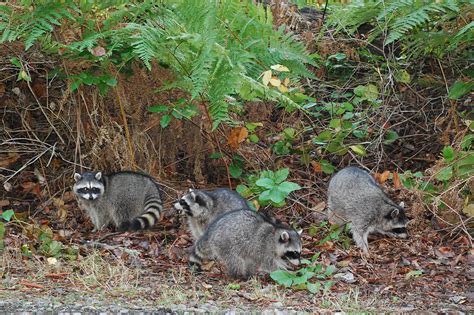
[284,251,301,261]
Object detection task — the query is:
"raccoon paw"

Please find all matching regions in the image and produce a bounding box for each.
[188,261,202,274]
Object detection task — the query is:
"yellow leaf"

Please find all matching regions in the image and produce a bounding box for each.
[262,70,272,86]
[283,77,290,86]
[278,84,289,93]
[269,77,281,87]
[271,64,290,72]
[463,203,474,218]
[349,145,367,156]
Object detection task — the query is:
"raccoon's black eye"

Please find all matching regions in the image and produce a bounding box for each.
[179,199,187,206]
[285,251,300,260]
[78,188,88,194]
[91,187,101,194]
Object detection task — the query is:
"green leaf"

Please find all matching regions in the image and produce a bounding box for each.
[256,178,275,189]
[405,269,423,280]
[229,163,242,178]
[209,152,224,159]
[258,190,271,202]
[448,81,474,100]
[269,188,287,204]
[307,281,321,294]
[460,134,473,150]
[278,181,301,194]
[435,166,453,181]
[1,209,14,222]
[349,144,367,156]
[323,280,334,293]
[270,270,294,287]
[10,57,21,68]
[442,146,455,162]
[160,115,172,128]
[329,118,341,129]
[320,160,335,174]
[273,168,289,183]
[395,69,411,84]
[384,130,399,144]
[249,134,259,143]
[148,105,169,113]
[227,283,241,290]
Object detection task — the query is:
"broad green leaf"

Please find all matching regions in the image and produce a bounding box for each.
[278,181,301,194]
[329,118,341,129]
[148,105,169,113]
[442,146,455,162]
[10,57,21,68]
[1,209,14,222]
[209,152,224,159]
[256,178,275,189]
[258,190,271,201]
[435,166,453,181]
[448,81,474,100]
[105,77,117,87]
[323,280,334,293]
[307,281,321,293]
[249,134,259,143]
[269,188,286,203]
[349,144,367,156]
[227,283,241,290]
[384,130,399,144]
[460,134,473,150]
[273,168,289,183]
[405,269,423,280]
[236,184,250,197]
[270,270,294,287]
[395,69,411,84]
[320,160,335,174]
[229,164,242,178]
[160,115,171,128]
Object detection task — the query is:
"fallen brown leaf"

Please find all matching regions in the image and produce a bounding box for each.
[227,127,248,150]
[19,280,44,289]
[310,160,323,173]
[393,172,401,189]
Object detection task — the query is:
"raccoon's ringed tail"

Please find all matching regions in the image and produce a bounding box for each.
[122,204,162,231]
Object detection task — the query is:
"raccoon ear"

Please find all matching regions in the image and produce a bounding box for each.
[280,231,290,243]
[73,173,82,182]
[297,229,303,236]
[391,208,400,219]
[399,201,405,208]
[95,172,102,180]
[188,188,194,192]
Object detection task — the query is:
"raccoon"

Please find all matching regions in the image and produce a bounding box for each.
[173,188,250,241]
[189,209,302,279]
[73,171,163,232]
[327,166,409,253]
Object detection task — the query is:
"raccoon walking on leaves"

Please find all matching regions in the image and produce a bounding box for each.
[189,209,302,279]
[73,171,163,232]
[327,166,409,254]
[174,188,250,241]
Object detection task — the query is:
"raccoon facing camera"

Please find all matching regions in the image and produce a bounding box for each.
[189,209,302,279]
[327,166,409,254]
[73,171,163,232]
[173,188,251,241]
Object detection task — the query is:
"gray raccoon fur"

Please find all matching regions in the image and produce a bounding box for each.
[173,188,250,241]
[73,171,163,232]
[189,209,302,279]
[327,166,409,253]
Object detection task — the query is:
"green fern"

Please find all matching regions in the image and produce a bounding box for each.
[329,0,470,59]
